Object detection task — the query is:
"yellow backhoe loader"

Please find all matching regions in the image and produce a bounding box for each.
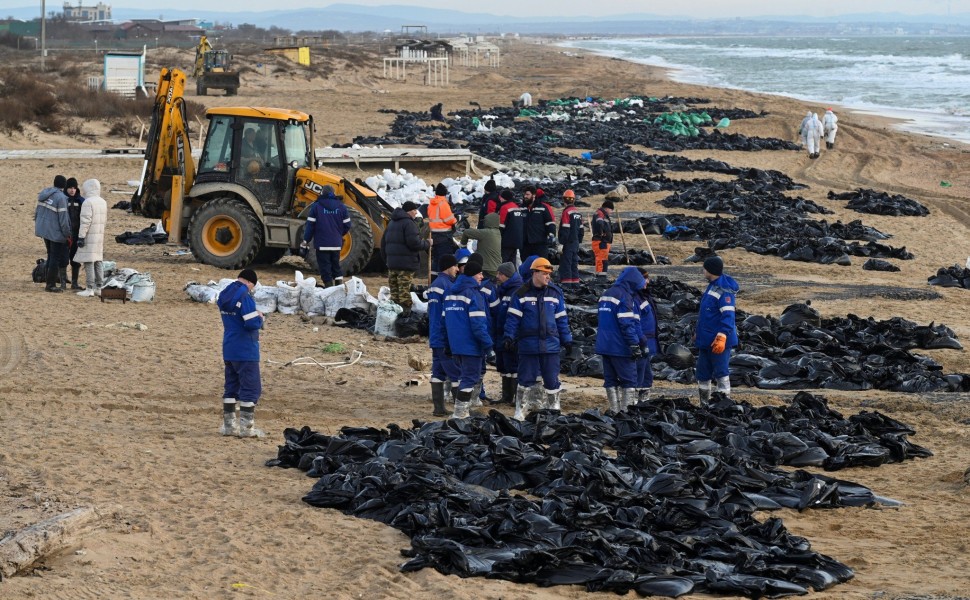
[131,67,392,274]
[193,35,240,96]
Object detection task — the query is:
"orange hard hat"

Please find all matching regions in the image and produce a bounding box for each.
[530,257,554,273]
[563,189,575,198]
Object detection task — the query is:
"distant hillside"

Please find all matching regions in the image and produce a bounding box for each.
[1,4,968,33]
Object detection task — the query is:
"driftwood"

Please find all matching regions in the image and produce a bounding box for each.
[0,506,101,579]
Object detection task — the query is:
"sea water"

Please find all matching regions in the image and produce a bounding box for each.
[567,36,970,144]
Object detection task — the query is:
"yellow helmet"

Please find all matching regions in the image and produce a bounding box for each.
[530,257,554,273]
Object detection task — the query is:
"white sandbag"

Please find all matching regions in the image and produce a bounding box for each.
[377,285,392,304]
[374,301,403,337]
[276,280,300,315]
[129,273,155,302]
[184,281,219,304]
[344,277,377,311]
[320,285,348,317]
[409,292,428,315]
[252,284,278,314]
[298,275,326,316]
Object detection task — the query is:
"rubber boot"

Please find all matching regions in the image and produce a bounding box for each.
[321,280,333,289]
[70,264,82,289]
[430,381,448,417]
[451,390,471,419]
[619,387,635,412]
[545,389,561,411]
[716,375,731,398]
[469,382,483,408]
[637,388,652,405]
[59,267,68,290]
[605,387,620,412]
[698,381,712,404]
[220,399,238,436]
[513,385,532,420]
[449,384,458,405]
[238,404,264,438]
[334,277,343,286]
[524,385,543,415]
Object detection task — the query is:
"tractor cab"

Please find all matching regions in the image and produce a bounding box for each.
[203,49,232,73]
[195,108,314,217]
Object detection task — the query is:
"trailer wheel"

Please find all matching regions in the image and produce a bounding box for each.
[188,197,263,269]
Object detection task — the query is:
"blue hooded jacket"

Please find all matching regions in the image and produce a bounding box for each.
[444,274,493,356]
[518,255,539,280]
[427,271,455,349]
[218,281,263,362]
[503,279,572,355]
[695,273,740,349]
[304,191,350,251]
[492,270,523,340]
[594,266,645,357]
[637,287,660,355]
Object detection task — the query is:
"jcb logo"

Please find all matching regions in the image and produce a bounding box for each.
[303,180,327,195]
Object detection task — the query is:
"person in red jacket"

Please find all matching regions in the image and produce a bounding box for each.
[557,189,584,286]
[591,200,615,277]
[428,182,458,278]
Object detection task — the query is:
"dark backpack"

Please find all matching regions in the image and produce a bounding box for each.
[32,258,47,283]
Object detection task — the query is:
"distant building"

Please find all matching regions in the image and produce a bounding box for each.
[62,2,112,22]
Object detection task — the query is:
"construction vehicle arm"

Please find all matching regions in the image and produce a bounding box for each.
[131,67,196,220]
[193,35,212,78]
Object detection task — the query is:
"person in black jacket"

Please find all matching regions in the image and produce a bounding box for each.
[522,186,556,260]
[591,200,615,277]
[557,189,584,286]
[380,201,431,313]
[64,177,85,289]
[477,178,500,228]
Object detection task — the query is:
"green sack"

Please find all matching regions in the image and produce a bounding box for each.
[716,117,731,128]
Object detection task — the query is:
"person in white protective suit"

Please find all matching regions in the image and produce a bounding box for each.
[822,108,839,149]
[798,111,812,144]
[803,112,823,159]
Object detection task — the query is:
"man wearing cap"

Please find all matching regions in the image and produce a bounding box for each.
[35,175,72,293]
[381,201,432,314]
[217,269,265,438]
[503,257,572,419]
[522,186,557,260]
[695,256,739,403]
[460,212,502,277]
[477,178,500,228]
[497,189,526,264]
[491,261,523,405]
[443,260,493,418]
[427,254,460,417]
[557,189,584,287]
[301,184,350,288]
[595,266,646,412]
[591,200,615,277]
[428,182,458,278]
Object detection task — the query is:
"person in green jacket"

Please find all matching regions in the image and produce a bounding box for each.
[460,212,502,277]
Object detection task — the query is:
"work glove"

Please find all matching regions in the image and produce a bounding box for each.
[484,347,494,360]
[547,233,557,248]
[563,342,573,354]
[502,337,516,353]
[77,238,85,248]
[299,242,309,258]
[711,333,727,355]
[629,345,644,360]
[66,237,72,247]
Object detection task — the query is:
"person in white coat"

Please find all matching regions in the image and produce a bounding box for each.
[798,111,812,145]
[822,108,839,149]
[803,112,823,159]
[73,179,108,297]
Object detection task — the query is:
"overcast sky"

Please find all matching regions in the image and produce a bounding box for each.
[3,0,968,18]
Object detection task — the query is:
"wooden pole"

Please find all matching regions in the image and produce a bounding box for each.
[637,220,657,265]
[427,229,433,285]
[614,209,630,264]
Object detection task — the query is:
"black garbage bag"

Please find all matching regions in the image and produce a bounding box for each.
[395,310,427,338]
[31,258,47,283]
[862,258,900,272]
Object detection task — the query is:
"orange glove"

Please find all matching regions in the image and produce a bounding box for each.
[711,333,727,354]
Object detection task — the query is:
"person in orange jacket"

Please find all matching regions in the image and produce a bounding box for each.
[428,182,458,278]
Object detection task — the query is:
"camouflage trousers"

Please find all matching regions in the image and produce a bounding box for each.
[388,270,414,310]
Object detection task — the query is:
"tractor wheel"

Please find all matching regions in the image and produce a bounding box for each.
[226,87,238,96]
[253,246,287,265]
[197,81,207,96]
[188,197,263,269]
[302,206,373,277]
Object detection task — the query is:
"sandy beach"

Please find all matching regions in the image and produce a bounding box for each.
[1,39,969,599]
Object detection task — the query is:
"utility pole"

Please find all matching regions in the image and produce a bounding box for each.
[40,0,46,70]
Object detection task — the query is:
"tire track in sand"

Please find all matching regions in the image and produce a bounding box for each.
[0,329,24,376]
